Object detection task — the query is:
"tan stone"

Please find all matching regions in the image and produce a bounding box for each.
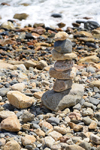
[68,122,83,132]
[0,115,21,132]
[89,80,100,88]
[54,31,68,41]
[54,126,67,134]
[0,138,6,146]
[11,83,25,92]
[89,121,97,129]
[35,128,45,137]
[33,91,44,99]
[3,140,20,150]
[24,60,36,68]
[54,60,74,71]
[78,55,99,63]
[0,111,15,119]
[22,124,30,130]
[21,135,36,146]
[43,136,55,148]
[65,145,85,150]
[39,121,53,130]
[75,31,93,37]
[49,131,62,141]
[52,49,77,61]
[49,67,75,79]
[7,91,34,109]
[53,79,72,92]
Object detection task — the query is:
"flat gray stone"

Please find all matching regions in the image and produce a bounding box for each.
[54,39,72,54]
[41,83,84,111]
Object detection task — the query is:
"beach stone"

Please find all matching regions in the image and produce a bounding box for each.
[21,135,36,146]
[0,88,10,96]
[49,67,76,79]
[39,121,53,130]
[82,116,92,125]
[86,66,96,73]
[0,110,15,119]
[21,110,35,123]
[49,131,62,141]
[54,31,68,41]
[0,138,6,147]
[54,39,72,54]
[79,55,99,63]
[0,115,21,132]
[41,83,84,111]
[47,117,60,125]
[24,60,36,68]
[89,97,100,105]
[81,108,93,117]
[68,122,83,132]
[54,126,67,134]
[54,60,74,71]
[7,91,34,109]
[35,128,45,137]
[43,136,55,148]
[52,49,77,61]
[0,96,2,101]
[89,80,100,88]
[53,79,72,92]
[79,141,91,150]
[65,145,85,150]
[89,121,97,129]
[36,60,48,70]
[94,112,100,121]
[1,21,15,29]
[11,83,25,92]
[13,13,29,20]
[90,134,100,144]
[3,140,20,150]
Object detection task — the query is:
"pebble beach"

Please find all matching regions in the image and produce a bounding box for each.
[1,1,100,150]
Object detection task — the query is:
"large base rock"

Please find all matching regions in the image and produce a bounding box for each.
[41,83,84,111]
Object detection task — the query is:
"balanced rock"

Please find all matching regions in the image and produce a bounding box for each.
[7,91,34,109]
[0,115,21,132]
[41,83,84,111]
[49,67,76,79]
[54,31,68,41]
[54,60,74,71]
[54,39,72,54]
[52,49,77,61]
[53,79,72,92]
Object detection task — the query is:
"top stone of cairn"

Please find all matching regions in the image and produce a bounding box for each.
[54,31,69,41]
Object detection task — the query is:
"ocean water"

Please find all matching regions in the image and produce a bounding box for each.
[0,0,100,29]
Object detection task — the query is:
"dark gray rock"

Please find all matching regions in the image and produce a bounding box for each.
[54,39,72,54]
[41,83,84,111]
[47,117,60,125]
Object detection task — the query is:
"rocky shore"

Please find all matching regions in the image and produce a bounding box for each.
[0,20,100,150]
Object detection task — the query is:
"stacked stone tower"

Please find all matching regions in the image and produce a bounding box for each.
[49,32,76,92]
[41,32,84,111]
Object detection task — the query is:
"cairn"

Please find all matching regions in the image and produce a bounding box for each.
[41,32,84,111]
